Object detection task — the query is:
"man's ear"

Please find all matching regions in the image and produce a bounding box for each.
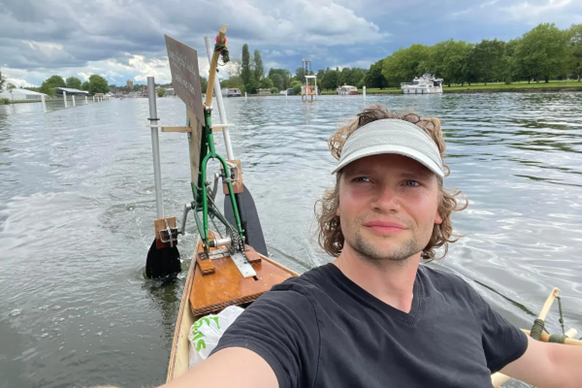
[434,211,442,225]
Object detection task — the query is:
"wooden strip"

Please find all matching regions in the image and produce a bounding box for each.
[162,126,192,133]
[521,329,582,345]
[538,288,560,321]
[154,216,177,249]
[196,251,215,275]
[166,239,198,383]
[222,159,243,194]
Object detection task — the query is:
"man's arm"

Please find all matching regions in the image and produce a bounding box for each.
[501,336,582,388]
[160,347,278,388]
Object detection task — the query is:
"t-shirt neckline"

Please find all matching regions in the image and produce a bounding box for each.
[321,263,425,326]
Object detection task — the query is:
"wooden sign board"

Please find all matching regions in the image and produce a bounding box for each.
[164,35,205,124]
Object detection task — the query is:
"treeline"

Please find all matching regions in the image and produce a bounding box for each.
[367,23,582,88]
[222,44,369,94]
[33,74,111,95]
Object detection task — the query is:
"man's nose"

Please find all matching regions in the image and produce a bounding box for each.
[372,184,400,211]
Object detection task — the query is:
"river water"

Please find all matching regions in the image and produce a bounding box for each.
[1,93,581,388]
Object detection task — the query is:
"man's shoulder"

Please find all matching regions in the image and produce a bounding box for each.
[270,263,332,294]
[419,264,478,298]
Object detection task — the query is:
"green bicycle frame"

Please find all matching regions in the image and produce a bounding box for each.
[191,107,244,248]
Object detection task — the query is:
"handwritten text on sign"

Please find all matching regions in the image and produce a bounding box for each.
[164,35,204,123]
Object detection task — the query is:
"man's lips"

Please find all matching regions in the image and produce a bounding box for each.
[364,221,406,234]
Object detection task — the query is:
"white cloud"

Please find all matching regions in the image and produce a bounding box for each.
[481,0,499,8]
[501,0,572,21]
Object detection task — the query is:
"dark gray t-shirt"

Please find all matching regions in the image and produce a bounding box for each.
[212,263,528,388]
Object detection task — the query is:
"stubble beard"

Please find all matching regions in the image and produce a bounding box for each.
[347,217,425,268]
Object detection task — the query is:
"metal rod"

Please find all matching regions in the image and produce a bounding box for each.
[204,36,234,160]
[63,91,68,108]
[41,95,47,113]
[181,203,192,235]
[72,95,76,107]
[147,76,164,219]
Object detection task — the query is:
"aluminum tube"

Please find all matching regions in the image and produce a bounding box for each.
[204,36,235,160]
[147,76,164,219]
[41,95,47,113]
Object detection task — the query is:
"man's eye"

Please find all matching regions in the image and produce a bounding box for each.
[405,180,419,187]
[354,177,370,183]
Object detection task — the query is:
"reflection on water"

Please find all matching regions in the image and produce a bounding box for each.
[1,92,582,388]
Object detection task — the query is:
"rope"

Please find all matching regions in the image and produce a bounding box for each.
[548,334,568,344]
[530,318,545,340]
[215,43,230,64]
[557,295,565,335]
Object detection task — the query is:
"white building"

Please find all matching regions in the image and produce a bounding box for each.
[0,88,47,101]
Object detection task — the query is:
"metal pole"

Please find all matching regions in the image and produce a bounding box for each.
[204,37,234,160]
[63,91,68,108]
[85,96,88,104]
[72,95,76,107]
[41,95,47,113]
[363,86,366,102]
[147,76,164,219]
[93,95,95,103]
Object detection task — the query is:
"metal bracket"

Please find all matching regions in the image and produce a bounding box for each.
[231,251,256,278]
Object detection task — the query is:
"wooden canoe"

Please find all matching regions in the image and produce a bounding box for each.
[166,233,298,382]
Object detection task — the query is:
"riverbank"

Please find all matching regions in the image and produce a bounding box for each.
[321,80,582,95]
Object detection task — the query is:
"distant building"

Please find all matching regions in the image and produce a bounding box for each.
[55,87,90,96]
[0,88,47,100]
[257,88,272,96]
[126,79,134,90]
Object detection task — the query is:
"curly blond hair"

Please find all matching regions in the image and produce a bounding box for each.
[316,104,467,261]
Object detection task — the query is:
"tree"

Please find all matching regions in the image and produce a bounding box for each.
[82,81,90,91]
[87,74,110,94]
[321,70,339,90]
[295,67,306,82]
[426,39,472,86]
[222,76,244,90]
[7,83,16,90]
[245,72,258,94]
[290,80,302,95]
[268,69,292,89]
[514,23,569,83]
[382,44,431,86]
[200,77,208,93]
[270,74,284,91]
[39,75,65,96]
[350,68,366,87]
[259,77,274,90]
[66,76,82,89]
[364,60,388,89]
[0,71,6,93]
[157,88,166,97]
[253,50,264,83]
[568,24,582,81]
[466,39,506,85]
[241,44,251,86]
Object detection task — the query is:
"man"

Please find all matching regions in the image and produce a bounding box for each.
[164,105,581,388]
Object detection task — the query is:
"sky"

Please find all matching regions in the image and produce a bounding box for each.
[1,0,581,87]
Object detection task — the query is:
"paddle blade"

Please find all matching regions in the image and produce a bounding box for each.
[145,238,181,279]
[224,183,269,257]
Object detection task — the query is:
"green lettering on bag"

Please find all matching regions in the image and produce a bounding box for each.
[210,316,220,329]
[196,340,206,352]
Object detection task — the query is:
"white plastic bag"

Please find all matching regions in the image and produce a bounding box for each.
[188,305,244,369]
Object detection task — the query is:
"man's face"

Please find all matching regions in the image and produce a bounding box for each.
[338,154,442,264]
